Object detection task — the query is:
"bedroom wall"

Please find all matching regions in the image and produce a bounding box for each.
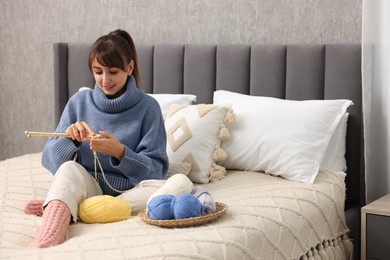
[0,0,362,161]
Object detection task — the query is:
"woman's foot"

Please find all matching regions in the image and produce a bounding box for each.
[24,200,44,216]
[28,200,71,248]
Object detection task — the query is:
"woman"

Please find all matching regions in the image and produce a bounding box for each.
[25,29,169,248]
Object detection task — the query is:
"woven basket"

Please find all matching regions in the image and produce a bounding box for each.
[138,202,228,228]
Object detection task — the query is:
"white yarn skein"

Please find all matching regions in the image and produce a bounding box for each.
[147,174,193,205]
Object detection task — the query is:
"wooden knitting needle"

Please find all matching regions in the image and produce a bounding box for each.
[25,131,100,138]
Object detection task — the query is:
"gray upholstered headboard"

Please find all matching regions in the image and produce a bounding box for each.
[53,43,364,215]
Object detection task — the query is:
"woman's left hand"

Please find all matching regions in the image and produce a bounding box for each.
[85,131,125,161]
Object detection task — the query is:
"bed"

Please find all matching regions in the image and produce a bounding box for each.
[0,43,363,259]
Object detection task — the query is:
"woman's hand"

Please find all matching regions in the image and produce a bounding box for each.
[86,131,125,161]
[66,121,95,142]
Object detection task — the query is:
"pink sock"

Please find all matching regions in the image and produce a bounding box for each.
[28,201,71,248]
[24,200,44,217]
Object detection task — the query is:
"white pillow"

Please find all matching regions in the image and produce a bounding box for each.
[213,90,352,183]
[320,113,348,172]
[79,86,91,92]
[165,162,192,179]
[148,94,196,119]
[164,103,235,184]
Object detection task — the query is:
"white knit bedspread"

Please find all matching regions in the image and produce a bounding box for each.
[0,153,352,259]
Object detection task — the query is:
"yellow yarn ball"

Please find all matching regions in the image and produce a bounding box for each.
[78,195,132,224]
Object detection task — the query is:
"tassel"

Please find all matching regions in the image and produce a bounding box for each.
[323,240,333,257]
[218,124,230,140]
[307,249,314,260]
[329,239,345,259]
[312,248,321,260]
[332,238,344,260]
[337,236,345,256]
[213,145,227,161]
[341,235,354,260]
[224,109,237,124]
[335,237,347,259]
[210,163,226,182]
[316,244,329,260]
[308,247,319,260]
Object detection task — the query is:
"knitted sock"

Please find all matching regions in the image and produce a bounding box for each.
[24,200,44,217]
[28,201,71,248]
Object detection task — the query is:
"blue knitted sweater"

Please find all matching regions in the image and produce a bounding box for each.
[42,76,169,196]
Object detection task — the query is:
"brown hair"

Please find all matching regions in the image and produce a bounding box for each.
[88,29,141,88]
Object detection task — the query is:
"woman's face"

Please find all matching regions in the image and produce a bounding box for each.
[91,57,134,98]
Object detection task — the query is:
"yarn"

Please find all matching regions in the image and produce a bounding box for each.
[147,174,193,204]
[172,194,202,219]
[90,135,126,194]
[78,195,132,224]
[147,193,203,220]
[147,194,175,220]
[191,186,216,215]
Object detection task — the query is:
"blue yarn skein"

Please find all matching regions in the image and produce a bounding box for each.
[147,194,175,220]
[172,194,202,219]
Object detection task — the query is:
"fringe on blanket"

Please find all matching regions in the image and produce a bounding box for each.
[299,234,353,260]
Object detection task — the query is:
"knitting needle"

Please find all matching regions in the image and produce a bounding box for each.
[25,131,100,138]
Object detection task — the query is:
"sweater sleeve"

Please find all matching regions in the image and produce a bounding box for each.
[41,100,81,175]
[110,104,169,185]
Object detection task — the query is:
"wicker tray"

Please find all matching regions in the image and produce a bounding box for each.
[138,202,228,228]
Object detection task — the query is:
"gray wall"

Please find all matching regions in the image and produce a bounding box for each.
[0,0,361,161]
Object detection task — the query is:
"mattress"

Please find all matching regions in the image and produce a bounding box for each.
[0,153,352,259]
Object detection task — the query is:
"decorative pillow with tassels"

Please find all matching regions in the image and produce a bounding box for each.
[164,103,236,183]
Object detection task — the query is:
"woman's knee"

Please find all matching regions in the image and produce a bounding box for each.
[58,161,83,172]
[55,161,89,180]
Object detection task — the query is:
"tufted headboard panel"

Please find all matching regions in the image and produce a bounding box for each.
[53,43,364,212]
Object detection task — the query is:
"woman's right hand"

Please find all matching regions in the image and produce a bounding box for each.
[66,121,95,142]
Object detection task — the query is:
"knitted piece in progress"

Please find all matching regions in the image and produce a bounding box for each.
[28,201,71,248]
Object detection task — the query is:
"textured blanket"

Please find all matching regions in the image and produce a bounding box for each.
[0,153,352,259]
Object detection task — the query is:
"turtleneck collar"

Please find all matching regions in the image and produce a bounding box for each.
[92,76,144,113]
